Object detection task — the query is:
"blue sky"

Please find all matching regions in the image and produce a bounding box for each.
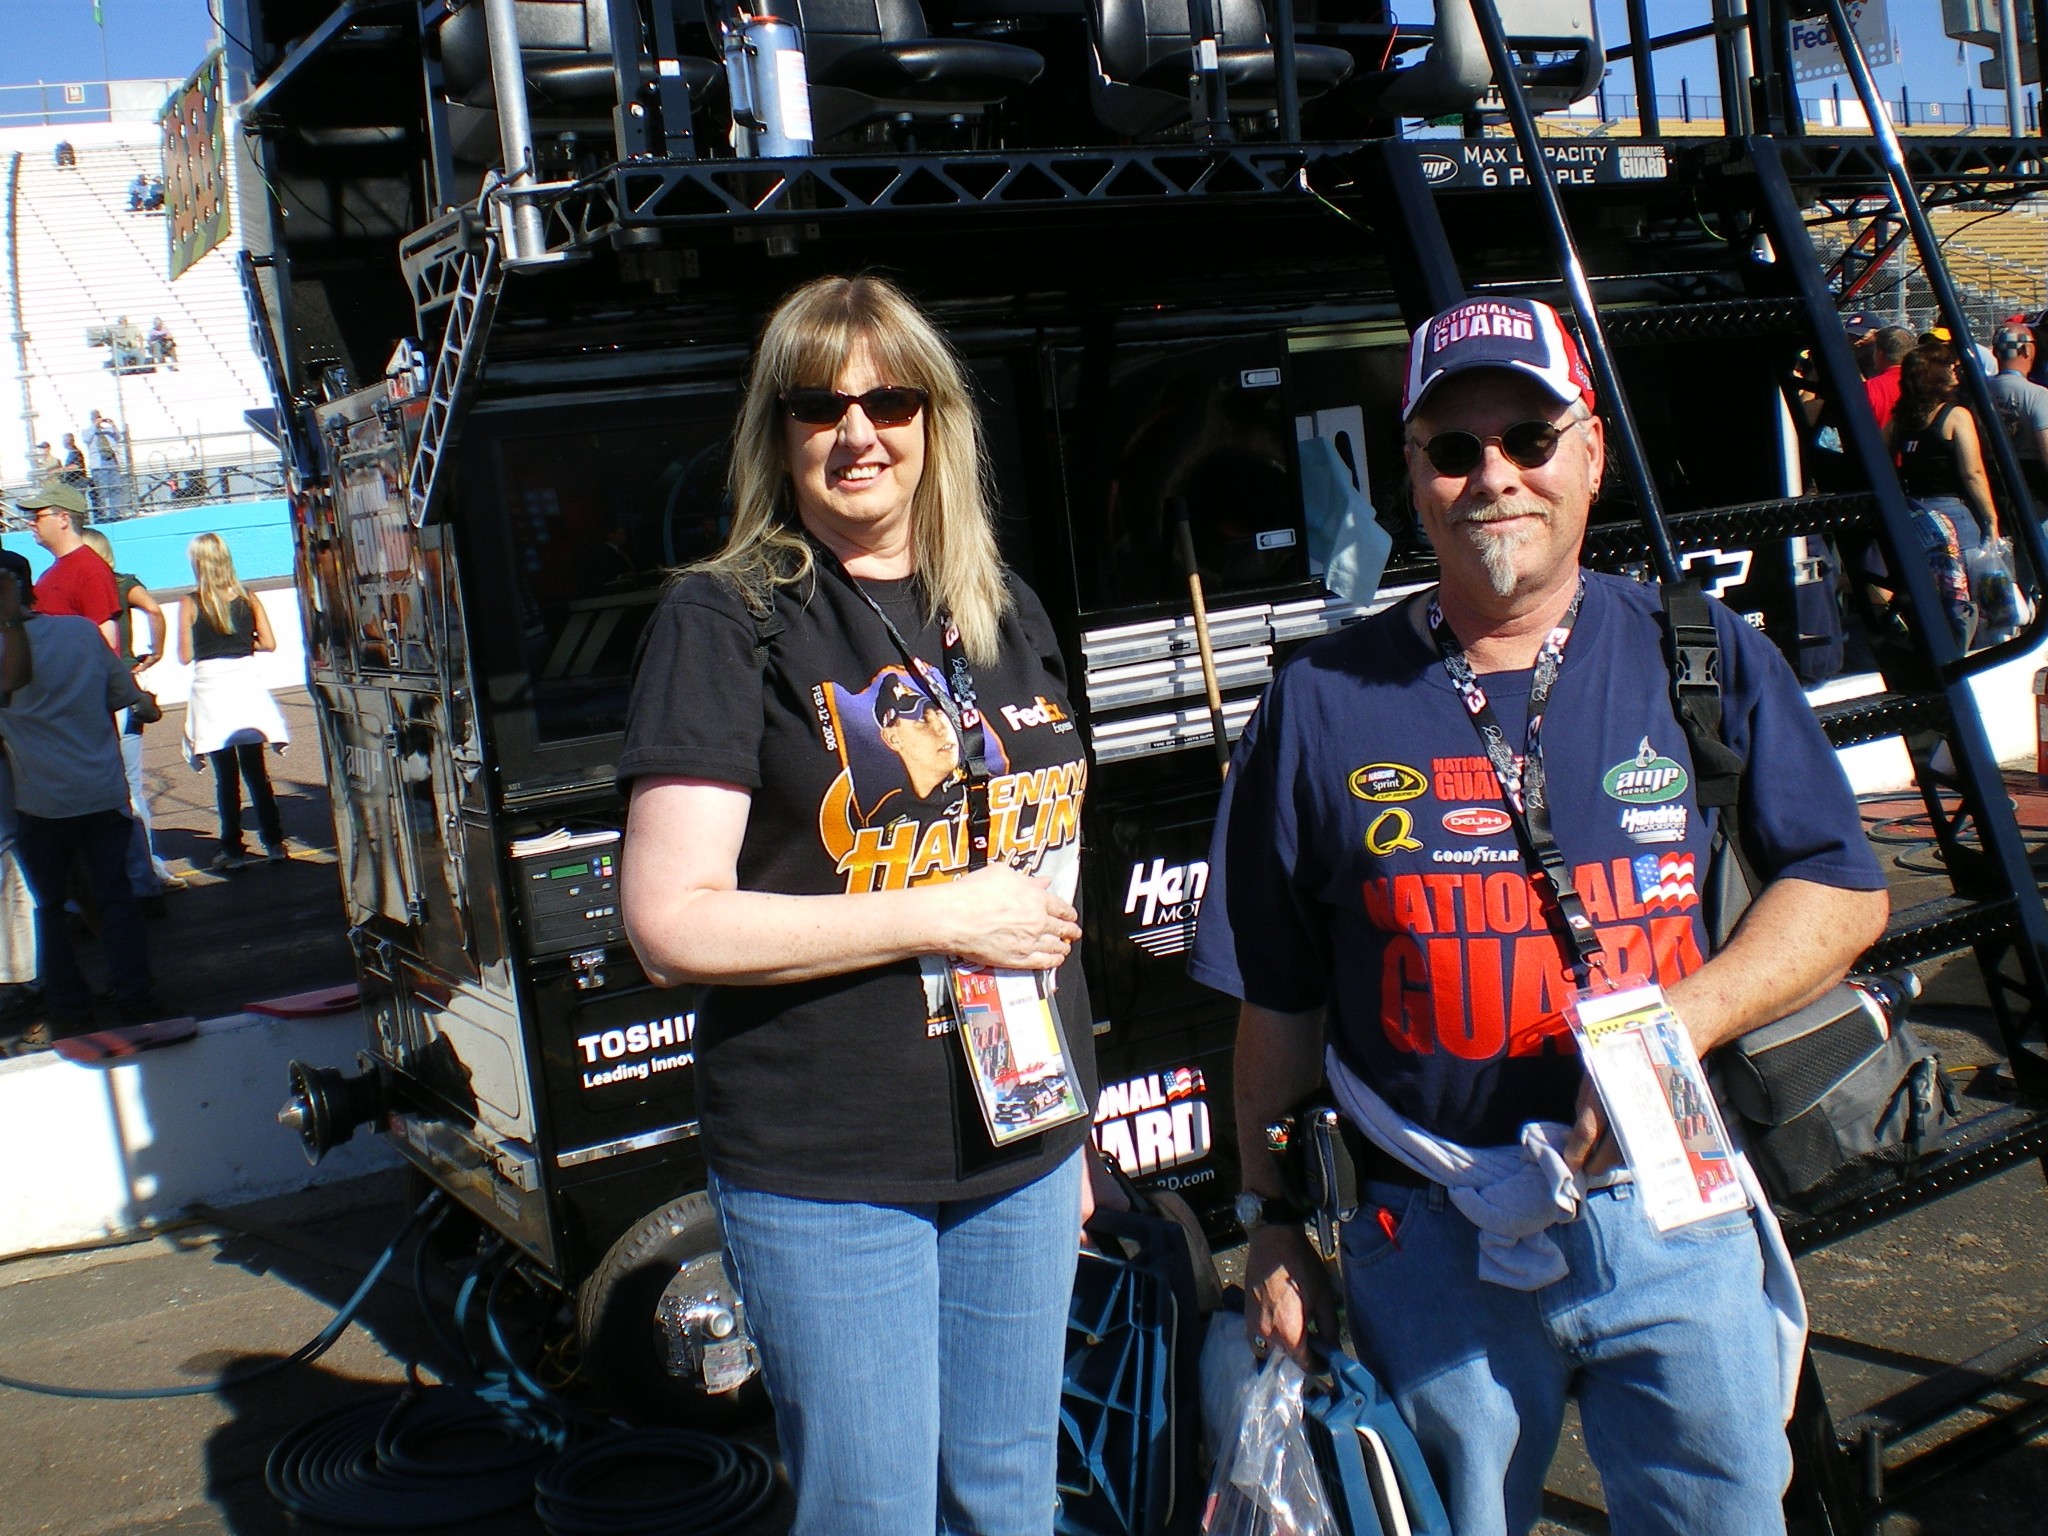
[0,0,2028,110]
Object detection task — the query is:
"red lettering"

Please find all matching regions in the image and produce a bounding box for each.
[1650,916,1708,987]
[1597,924,1656,990]
[1574,861,1616,924]
[1362,877,1394,931]
[1482,871,1531,934]
[1462,874,1488,935]
[1427,939,1473,1059]
[1391,874,1434,935]
[1445,938,1508,1060]
[1508,936,1574,1055]
[1610,858,1645,920]
[1422,874,1463,931]
[1380,936,1434,1053]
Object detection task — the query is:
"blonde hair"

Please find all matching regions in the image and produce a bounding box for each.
[80,529,114,564]
[187,532,249,635]
[695,274,1011,666]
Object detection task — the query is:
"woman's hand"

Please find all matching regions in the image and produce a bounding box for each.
[926,864,1080,970]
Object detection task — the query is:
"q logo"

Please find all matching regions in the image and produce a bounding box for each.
[1364,808,1423,856]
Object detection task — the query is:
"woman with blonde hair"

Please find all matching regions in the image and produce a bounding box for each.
[179,533,289,870]
[618,274,1094,1534]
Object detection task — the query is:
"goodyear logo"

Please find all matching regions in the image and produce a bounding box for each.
[1349,763,1427,803]
[1603,737,1689,804]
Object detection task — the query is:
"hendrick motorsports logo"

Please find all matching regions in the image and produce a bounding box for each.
[1093,1065,1212,1177]
[1620,804,1689,845]
[1603,738,1689,804]
[1348,762,1427,803]
[1125,857,1208,957]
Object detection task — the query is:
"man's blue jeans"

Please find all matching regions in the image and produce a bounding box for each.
[15,808,156,1025]
[709,1151,1081,1536]
[1341,1177,1790,1536]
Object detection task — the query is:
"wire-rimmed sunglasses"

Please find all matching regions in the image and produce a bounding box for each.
[780,386,929,427]
[1414,417,1583,477]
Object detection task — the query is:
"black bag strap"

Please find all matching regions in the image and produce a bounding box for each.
[1658,579,1763,932]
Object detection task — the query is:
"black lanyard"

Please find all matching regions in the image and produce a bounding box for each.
[826,556,995,872]
[1427,578,1606,984]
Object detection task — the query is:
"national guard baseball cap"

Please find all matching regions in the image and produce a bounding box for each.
[1402,297,1596,421]
[12,480,86,518]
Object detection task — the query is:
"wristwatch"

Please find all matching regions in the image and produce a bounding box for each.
[1233,1190,1299,1233]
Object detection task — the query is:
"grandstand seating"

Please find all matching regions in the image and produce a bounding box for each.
[1,118,269,487]
[1927,201,2048,316]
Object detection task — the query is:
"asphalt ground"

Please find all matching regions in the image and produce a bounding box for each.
[5,754,2048,1532]
[4,687,354,1034]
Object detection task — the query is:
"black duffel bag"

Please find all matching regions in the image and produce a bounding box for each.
[1714,975,1959,1210]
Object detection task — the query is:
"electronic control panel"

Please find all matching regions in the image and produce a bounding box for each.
[512,830,625,957]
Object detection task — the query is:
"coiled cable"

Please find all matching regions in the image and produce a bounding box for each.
[265,1369,559,1530]
[533,1427,778,1536]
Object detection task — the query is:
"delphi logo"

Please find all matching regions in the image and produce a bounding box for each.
[1125,857,1208,957]
[1000,695,1069,731]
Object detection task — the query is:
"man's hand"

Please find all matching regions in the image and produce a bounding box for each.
[1562,1075,1623,1177]
[1244,1224,1338,1369]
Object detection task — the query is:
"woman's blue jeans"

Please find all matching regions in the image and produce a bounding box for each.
[1341,1177,1791,1536]
[709,1151,1081,1536]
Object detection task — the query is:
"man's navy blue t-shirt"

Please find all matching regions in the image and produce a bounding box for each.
[1188,571,1886,1147]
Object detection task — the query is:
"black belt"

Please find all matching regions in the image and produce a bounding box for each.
[1337,1117,1428,1189]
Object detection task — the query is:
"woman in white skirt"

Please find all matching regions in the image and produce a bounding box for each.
[178,533,290,871]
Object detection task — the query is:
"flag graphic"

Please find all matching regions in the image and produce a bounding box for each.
[1634,852,1697,910]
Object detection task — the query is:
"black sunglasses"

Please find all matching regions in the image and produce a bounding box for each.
[1415,419,1580,478]
[781,386,929,428]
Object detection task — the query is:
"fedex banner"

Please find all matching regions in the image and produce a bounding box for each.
[1790,0,1895,83]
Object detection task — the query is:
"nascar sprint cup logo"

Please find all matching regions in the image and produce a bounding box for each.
[1125,857,1208,957]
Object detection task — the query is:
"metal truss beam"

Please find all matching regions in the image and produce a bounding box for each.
[531,145,1334,250]
[406,239,501,528]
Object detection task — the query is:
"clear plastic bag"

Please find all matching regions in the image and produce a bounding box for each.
[1199,1354,1339,1536]
[1967,536,2031,646]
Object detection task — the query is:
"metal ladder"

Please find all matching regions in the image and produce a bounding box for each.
[1362,3,2048,1528]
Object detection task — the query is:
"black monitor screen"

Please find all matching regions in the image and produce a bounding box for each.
[466,384,739,753]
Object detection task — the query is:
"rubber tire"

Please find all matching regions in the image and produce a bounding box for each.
[576,1191,771,1430]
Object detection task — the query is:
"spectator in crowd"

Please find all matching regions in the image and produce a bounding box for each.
[59,435,86,487]
[17,482,120,650]
[86,409,127,521]
[1197,295,1889,1536]
[1865,326,1916,427]
[0,549,167,1042]
[52,141,75,169]
[146,318,177,369]
[144,176,164,211]
[1889,342,2001,648]
[29,442,59,481]
[127,172,149,211]
[179,533,290,871]
[1986,321,2048,510]
[79,529,180,897]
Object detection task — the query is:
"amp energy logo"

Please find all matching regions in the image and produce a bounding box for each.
[1603,738,1689,804]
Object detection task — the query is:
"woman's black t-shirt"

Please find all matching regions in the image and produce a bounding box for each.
[617,561,1095,1203]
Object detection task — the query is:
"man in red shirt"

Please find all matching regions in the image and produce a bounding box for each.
[13,482,118,648]
[1863,326,1915,433]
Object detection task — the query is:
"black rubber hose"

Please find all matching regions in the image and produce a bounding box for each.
[533,1427,778,1536]
[264,1381,554,1530]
